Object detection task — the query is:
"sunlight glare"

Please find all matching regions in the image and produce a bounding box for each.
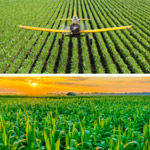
[31,83,38,87]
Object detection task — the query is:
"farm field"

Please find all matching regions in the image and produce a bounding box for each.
[0,96,150,149]
[1,0,150,73]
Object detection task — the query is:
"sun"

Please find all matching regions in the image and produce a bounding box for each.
[31,83,38,87]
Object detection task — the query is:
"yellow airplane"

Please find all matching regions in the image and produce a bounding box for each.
[19,8,132,45]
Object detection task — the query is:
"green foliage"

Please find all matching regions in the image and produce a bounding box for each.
[1,0,150,73]
[0,96,149,149]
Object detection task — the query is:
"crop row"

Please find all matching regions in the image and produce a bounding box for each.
[0,0,60,73]
[96,0,150,72]
[0,0,49,56]
[87,0,150,73]
[3,0,65,73]
[107,0,150,51]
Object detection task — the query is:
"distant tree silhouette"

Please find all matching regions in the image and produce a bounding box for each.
[67,92,76,96]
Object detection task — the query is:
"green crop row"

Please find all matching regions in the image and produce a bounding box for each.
[105,0,150,56]
[44,0,70,73]
[92,0,150,73]
[88,0,131,73]
[13,0,65,73]
[54,0,73,73]
[0,0,59,73]
[78,0,104,73]
[0,0,45,50]
[81,0,119,73]
[0,0,51,57]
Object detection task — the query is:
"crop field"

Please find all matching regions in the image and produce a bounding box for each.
[1,0,150,73]
[0,96,150,149]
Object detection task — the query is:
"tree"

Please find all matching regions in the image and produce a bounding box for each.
[67,92,76,96]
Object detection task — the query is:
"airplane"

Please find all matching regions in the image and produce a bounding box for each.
[18,8,132,45]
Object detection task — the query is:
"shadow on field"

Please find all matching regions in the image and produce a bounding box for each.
[66,36,73,73]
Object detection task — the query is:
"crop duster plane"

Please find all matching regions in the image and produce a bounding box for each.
[19,9,132,45]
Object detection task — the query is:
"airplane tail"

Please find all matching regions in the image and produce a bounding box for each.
[74,8,77,17]
[73,8,91,20]
[58,8,91,21]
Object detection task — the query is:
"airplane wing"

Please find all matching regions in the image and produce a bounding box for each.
[80,25,132,33]
[18,25,71,33]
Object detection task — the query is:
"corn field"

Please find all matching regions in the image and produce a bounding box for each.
[0,96,150,149]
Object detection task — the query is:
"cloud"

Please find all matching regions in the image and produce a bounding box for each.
[56,82,77,86]
[130,80,150,84]
[64,77,89,81]
[0,88,21,94]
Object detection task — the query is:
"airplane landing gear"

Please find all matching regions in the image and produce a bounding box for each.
[88,33,92,45]
[59,33,63,45]
[58,39,63,45]
[89,39,92,45]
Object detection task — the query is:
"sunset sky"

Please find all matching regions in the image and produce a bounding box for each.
[0,76,149,95]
